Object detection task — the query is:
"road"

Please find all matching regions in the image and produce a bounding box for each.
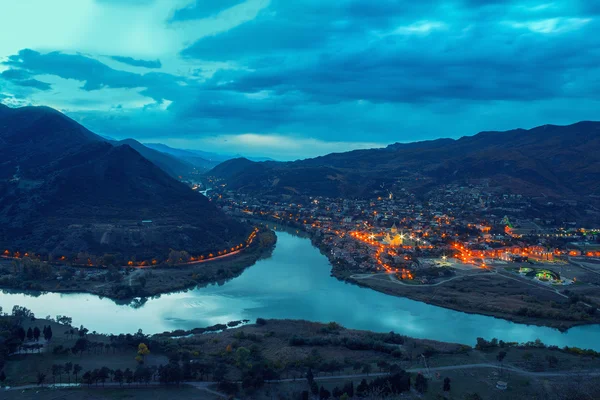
[350,271,479,287]
[4,381,227,398]
[7,363,600,394]
[264,363,600,383]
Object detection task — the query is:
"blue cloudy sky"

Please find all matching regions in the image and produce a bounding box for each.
[0,0,599,160]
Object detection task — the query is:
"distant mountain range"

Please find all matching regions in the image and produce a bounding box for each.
[208,121,600,201]
[0,104,250,261]
[144,143,275,164]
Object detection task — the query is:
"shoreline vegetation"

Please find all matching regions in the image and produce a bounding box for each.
[0,228,277,301]
[2,312,600,399]
[254,219,600,331]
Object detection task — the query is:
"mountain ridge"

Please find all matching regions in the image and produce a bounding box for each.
[208,120,600,200]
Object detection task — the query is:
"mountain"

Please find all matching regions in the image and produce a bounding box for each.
[208,121,600,200]
[144,143,220,170]
[145,143,276,166]
[0,105,251,261]
[110,138,195,178]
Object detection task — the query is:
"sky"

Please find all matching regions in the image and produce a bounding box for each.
[0,0,599,160]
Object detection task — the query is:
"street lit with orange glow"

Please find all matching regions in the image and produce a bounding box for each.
[0,227,261,268]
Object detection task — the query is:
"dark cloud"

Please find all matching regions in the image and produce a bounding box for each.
[4,49,181,100]
[170,0,245,22]
[0,68,51,91]
[14,79,52,91]
[111,56,162,68]
[1,69,31,80]
[3,0,600,156]
[183,0,600,106]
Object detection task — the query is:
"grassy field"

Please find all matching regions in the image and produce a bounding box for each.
[3,318,167,386]
[4,317,600,399]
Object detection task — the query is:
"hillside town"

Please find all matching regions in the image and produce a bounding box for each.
[205,181,600,288]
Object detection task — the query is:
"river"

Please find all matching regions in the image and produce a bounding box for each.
[1,229,600,349]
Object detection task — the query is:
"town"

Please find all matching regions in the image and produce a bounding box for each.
[201,178,600,329]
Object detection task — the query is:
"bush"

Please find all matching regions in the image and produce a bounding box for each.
[255,318,267,326]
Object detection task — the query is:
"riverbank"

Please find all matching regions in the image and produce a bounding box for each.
[330,248,600,331]
[252,217,600,331]
[3,315,600,399]
[0,229,276,301]
[340,269,600,331]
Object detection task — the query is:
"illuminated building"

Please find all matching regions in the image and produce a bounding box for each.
[383,222,404,246]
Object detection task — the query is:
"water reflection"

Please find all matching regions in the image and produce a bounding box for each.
[1,230,600,349]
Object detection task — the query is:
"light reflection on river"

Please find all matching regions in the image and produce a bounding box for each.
[1,230,600,349]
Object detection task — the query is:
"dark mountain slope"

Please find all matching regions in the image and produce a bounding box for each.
[208,121,600,199]
[0,105,250,261]
[0,105,104,179]
[110,138,195,178]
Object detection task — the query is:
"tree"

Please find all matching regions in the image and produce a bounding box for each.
[78,326,89,337]
[98,367,110,386]
[44,326,53,341]
[124,368,133,385]
[362,363,372,375]
[310,380,319,396]
[213,364,228,383]
[0,371,6,385]
[56,315,73,325]
[27,327,33,341]
[137,343,150,363]
[72,338,88,357]
[319,385,331,400]
[356,379,369,397]
[377,360,390,372]
[64,362,73,384]
[159,362,182,385]
[306,368,314,385]
[497,351,507,363]
[33,327,41,342]
[73,364,82,383]
[342,381,354,398]
[82,371,93,387]
[443,377,451,392]
[52,364,64,384]
[12,305,34,322]
[235,346,251,368]
[17,327,26,342]
[332,386,342,398]
[37,372,46,386]
[113,369,124,386]
[415,373,428,393]
[497,350,507,375]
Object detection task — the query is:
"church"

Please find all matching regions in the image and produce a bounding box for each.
[383,223,404,246]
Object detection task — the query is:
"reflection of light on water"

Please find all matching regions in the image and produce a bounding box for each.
[1,231,600,350]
